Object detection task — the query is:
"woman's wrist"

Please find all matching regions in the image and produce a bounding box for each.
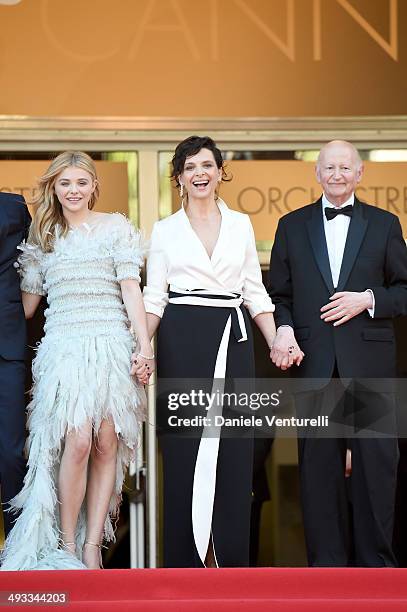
[138,343,154,358]
[137,351,155,360]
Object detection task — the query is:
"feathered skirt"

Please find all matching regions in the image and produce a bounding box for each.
[1,331,146,571]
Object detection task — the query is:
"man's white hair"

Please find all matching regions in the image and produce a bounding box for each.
[317,140,362,167]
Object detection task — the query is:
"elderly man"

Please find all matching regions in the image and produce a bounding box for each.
[0,192,30,537]
[269,140,407,567]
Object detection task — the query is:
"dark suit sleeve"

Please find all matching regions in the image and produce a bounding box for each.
[11,193,31,240]
[372,216,407,319]
[24,201,32,240]
[268,218,294,328]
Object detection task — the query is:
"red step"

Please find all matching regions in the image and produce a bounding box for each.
[1,568,407,611]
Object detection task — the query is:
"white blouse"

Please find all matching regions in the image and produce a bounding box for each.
[143,199,274,319]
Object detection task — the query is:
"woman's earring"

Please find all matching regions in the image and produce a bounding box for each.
[179,183,184,198]
[214,176,221,201]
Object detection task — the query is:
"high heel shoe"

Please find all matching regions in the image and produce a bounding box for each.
[83,540,103,569]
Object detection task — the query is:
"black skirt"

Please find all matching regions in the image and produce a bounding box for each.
[157,296,255,567]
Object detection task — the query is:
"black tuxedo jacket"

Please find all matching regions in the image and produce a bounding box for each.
[269,197,407,380]
[0,192,31,360]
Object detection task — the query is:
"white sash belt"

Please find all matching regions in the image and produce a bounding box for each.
[168,288,248,565]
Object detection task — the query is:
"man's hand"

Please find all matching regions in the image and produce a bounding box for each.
[320,291,373,326]
[270,326,305,371]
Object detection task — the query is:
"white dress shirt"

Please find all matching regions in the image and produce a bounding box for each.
[143,199,274,319]
[322,193,374,315]
[322,193,354,288]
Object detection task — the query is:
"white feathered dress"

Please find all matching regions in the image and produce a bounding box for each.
[1,214,146,570]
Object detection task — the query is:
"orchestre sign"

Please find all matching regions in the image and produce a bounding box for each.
[217,161,407,241]
[0,161,129,216]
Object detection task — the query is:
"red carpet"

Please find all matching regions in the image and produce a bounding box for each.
[1,568,407,611]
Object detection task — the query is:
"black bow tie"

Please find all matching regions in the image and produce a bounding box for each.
[324,204,353,221]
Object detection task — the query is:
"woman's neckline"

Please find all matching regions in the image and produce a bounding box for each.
[68,211,110,231]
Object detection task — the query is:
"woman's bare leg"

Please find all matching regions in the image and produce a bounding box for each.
[58,421,93,552]
[83,418,118,569]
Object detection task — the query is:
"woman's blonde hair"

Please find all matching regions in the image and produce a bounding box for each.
[29,151,99,252]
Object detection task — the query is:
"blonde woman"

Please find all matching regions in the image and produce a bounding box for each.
[1,152,153,570]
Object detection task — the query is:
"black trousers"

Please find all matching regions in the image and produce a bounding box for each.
[0,356,26,536]
[160,434,254,567]
[157,301,255,567]
[296,375,399,567]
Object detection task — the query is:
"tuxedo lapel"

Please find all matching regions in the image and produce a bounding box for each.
[336,199,368,292]
[306,199,335,294]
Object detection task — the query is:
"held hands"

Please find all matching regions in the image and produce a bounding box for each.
[320,291,373,326]
[130,347,155,385]
[270,326,305,371]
